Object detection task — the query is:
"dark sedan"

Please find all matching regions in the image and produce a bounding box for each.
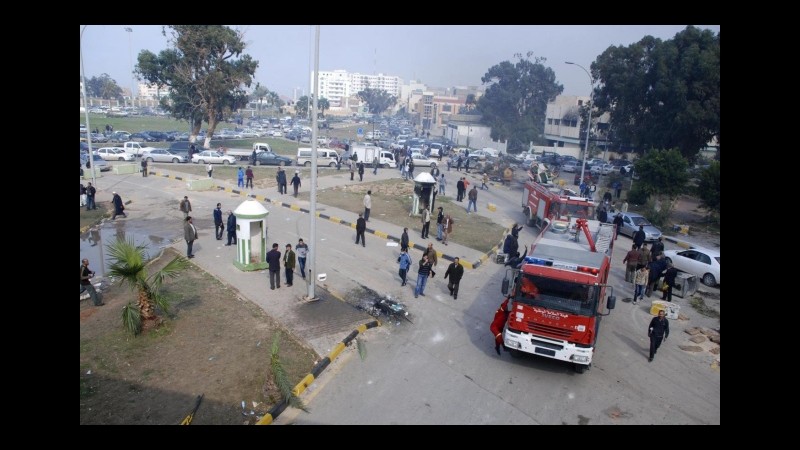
[130,132,158,142]
[254,151,292,166]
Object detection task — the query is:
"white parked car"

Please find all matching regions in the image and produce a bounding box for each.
[96,147,135,161]
[409,152,438,169]
[663,247,720,287]
[192,150,236,165]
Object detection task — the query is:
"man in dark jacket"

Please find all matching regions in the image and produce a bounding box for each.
[225,211,236,246]
[444,257,465,300]
[661,262,679,301]
[648,310,670,362]
[276,167,287,194]
[400,227,409,252]
[646,255,667,297]
[632,225,646,249]
[213,203,224,240]
[355,213,366,247]
[650,237,665,260]
[266,243,281,290]
[357,161,365,181]
[111,192,127,220]
[612,213,624,240]
[456,178,465,202]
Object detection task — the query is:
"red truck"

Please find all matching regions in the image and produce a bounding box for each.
[521,178,596,229]
[500,217,618,373]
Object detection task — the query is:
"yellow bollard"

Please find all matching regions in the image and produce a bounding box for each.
[487,203,497,212]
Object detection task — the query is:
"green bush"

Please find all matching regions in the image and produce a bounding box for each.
[627,186,649,205]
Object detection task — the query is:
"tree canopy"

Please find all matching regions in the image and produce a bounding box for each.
[592,26,720,160]
[136,25,258,148]
[695,161,720,215]
[477,54,563,152]
[631,148,689,199]
[357,88,397,115]
[295,95,309,119]
[87,74,123,100]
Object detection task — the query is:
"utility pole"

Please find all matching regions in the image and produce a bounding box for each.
[124,27,134,108]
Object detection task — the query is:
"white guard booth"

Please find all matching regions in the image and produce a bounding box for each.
[232,199,269,271]
[411,172,437,216]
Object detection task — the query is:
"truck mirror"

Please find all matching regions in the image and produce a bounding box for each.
[501,278,509,296]
[607,295,616,310]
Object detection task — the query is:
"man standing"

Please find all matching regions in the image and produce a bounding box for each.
[481,172,489,190]
[363,190,372,222]
[467,186,478,213]
[357,161,365,182]
[179,196,192,219]
[650,236,665,260]
[250,149,257,166]
[141,158,148,177]
[612,213,624,240]
[438,173,446,195]
[291,170,302,197]
[623,244,641,283]
[266,243,281,290]
[425,242,438,277]
[397,248,412,286]
[207,163,213,179]
[647,310,670,362]
[456,177,465,202]
[184,216,198,258]
[225,211,236,246]
[296,238,308,280]
[436,206,444,241]
[80,183,87,207]
[237,166,245,188]
[245,166,254,189]
[444,257,464,300]
[111,192,127,220]
[86,182,97,211]
[213,203,224,240]
[276,167,287,194]
[407,159,415,180]
[372,156,379,175]
[80,259,104,306]
[420,204,431,239]
[355,213,366,247]
[283,244,296,287]
[633,225,646,250]
[442,214,454,245]
[414,254,432,298]
[349,158,355,181]
[400,227,409,252]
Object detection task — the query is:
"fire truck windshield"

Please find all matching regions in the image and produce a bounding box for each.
[516,273,599,316]
[560,203,595,219]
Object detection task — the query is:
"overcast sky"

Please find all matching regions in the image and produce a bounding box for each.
[80,25,719,101]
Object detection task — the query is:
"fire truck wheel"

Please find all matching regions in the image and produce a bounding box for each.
[508,347,523,358]
[525,208,535,227]
[574,363,588,374]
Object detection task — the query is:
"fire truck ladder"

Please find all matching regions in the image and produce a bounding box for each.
[593,223,615,254]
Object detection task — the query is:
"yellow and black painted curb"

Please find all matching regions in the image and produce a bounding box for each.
[152,171,510,270]
[255,320,380,425]
[662,235,693,249]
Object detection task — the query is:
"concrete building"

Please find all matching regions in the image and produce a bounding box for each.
[543,95,611,159]
[311,70,402,112]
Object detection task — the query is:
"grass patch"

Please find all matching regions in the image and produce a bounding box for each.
[689,296,720,318]
[80,203,110,232]
[297,178,506,253]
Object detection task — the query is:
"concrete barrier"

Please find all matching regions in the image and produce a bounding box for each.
[186,178,216,191]
[82,172,102,180]
[112,164,139,175]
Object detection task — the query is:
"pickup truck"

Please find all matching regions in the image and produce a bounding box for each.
[118,141,156,157]
[221,142,272,161]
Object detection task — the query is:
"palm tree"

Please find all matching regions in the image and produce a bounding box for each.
[106,238,190,335]
[252,83,269,118]
[318,97,330,118]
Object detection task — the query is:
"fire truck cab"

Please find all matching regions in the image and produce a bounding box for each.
[501,217,617,373]
[522,179,595,229]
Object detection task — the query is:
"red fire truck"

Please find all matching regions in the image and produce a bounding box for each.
[521,178,596,228]
[500,217,617,373]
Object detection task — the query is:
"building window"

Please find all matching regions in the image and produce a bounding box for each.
[553,119,561,126]
[547,118,553,125]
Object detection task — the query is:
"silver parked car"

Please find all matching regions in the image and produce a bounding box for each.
[142,149,188,164]
[605,211,662,242]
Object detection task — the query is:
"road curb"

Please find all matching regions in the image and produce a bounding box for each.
[255,320,380,425]
[662,235,693,249]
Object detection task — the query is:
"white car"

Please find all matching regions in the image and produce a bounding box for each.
[409,152,438,169]
[192,150,236,165]
[663,247,720,287]
[95,147,135,161]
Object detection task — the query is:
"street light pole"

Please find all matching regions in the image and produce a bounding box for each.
[80,25,96,187]
[565,61,593,188]
[124,27,134,108]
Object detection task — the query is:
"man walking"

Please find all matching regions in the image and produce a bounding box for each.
[296,238,308,280]
[225,211,236,246]
[442,214,454,245]
[85,182,97,211]
[444,257,464,300]
[481,172,489,190]
[467,186,478,213]
[372,156,379,175]
[245,166,254,189]
[612,213,624,240]
[357,161,365,181]
[213,203,224,240]
[349,159,355,181]
[283,244,296,287]
[355,213,366,247]
[414,254,433,298]
[141,158,148,177]
[436,206,444,241]
[363,190,372,222]
[207,163,213,179]
[80,259,104,306]
[397,248,412,286]
[438,174,446,195]
[633,225,646,250]
[400,227,409,252]
[456,177,465,202]
[420,204,431,239]
[111,192,127,220]
[276,167,287,194]
[291,170,301,197]
[623,244,641,283]
[179,196,192,219]
[647,310,670,362]
[266,243,281,290]
[184,216,198,258]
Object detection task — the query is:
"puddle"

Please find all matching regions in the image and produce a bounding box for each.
[80,218,181,278]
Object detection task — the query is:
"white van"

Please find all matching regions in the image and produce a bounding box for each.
[296,147,340,167]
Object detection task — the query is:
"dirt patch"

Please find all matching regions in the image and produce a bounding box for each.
[79,248,318,425]
[297,178,506,253]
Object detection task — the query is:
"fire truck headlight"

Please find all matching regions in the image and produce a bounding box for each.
[571,355,590,363]
[508,340,522,350]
